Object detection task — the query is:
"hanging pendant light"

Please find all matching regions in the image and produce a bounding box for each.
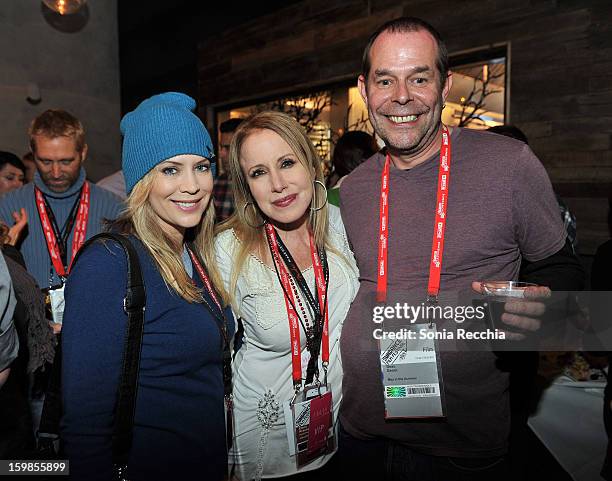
[42,0,87,16]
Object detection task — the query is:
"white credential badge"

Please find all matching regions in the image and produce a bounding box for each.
[379,323,445,418]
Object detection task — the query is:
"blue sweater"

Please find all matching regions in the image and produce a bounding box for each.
[0,169,123,287]
[61,238,233,481]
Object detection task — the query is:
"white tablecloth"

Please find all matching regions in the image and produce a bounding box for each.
[529,376,607,481]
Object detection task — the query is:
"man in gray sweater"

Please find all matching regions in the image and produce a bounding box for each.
[0,110,122,289]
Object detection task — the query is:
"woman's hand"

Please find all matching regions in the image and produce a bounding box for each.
[49,321,62,335]
[7,208,28,246]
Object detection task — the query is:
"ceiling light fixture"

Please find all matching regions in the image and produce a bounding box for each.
[42,0,87,16]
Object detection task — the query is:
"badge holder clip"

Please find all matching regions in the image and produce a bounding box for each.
[426,293,438,328]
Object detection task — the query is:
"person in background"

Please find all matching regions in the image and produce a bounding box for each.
[97,169,127,200]
[21,152,36,184]
[61,92,234,481]
[0,151,26,195]
[0,109,123,289]
[327,131,378,207]
[213,117,244,222]
[0,109,123,439]
[215,111,359,480]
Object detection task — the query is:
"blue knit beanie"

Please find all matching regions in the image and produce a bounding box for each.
[120,92,215,194]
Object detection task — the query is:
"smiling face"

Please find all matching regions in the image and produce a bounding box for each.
[0,163,25,194]
[239,129,313,230]
[33,135,87,193]
[358,29,452,164]
[148,154,214,244]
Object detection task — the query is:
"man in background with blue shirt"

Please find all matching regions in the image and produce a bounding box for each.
[0,109,122,289]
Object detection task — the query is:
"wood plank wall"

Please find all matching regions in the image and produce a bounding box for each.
[198,0,612,255]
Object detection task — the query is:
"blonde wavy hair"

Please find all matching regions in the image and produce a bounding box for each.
[111,168,227,305]
[218,111,332,296]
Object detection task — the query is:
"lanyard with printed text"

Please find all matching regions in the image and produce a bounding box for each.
[186,244,232,392]
[376,126,451,303]
[186,244,235,451]
[275,231,330,355]
[264,223,329,389]
[187,245,224,314]
[35,181,90,279]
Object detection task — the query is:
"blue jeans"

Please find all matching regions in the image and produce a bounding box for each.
[337,423,508,481]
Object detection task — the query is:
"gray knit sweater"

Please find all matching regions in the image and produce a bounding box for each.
[0,169,123,287]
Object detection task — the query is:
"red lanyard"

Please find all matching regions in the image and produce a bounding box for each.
[265,223,329,388]
[187,247,223,313]
[376,126,451,303]
[35,181,90,278]
[186,245,233,415]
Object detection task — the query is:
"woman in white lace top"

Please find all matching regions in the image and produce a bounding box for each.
[215,112,359,480]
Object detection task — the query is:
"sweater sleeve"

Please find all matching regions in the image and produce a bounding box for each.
[511,144,567,262]
[87,185,124,229]
[104,191,124,221]
[60,240,128,480]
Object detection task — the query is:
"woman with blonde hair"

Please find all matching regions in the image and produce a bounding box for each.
[215,111,358,480]
[61,93,233,481]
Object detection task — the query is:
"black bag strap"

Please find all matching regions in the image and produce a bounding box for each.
[89,234,146,468]
[37,339,63,443]
[39,233,146,468]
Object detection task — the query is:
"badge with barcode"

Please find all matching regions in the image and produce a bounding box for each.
[379,323,446,419]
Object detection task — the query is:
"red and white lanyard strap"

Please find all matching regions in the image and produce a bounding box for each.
[35,181,90,278]
[376,151,391,302]
[427,126,451,302]
[376,126,451,303]
[264,223,329,390]
[187,245,223,313]
[275,229,329,385]
[186,244,232,401]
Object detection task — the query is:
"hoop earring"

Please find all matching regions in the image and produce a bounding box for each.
[243,202,265,229]
[310,180,328,212]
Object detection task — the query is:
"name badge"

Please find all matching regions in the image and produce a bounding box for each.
[379,323,446,419]
[283,384,335,468]
[45,285,66,325]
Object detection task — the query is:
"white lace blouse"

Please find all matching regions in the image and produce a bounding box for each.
[214,205,359,480]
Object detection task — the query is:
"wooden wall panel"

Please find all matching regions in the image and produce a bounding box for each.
[198,0,612,254]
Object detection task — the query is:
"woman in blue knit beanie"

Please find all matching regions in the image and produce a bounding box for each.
[61,92,234,481]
